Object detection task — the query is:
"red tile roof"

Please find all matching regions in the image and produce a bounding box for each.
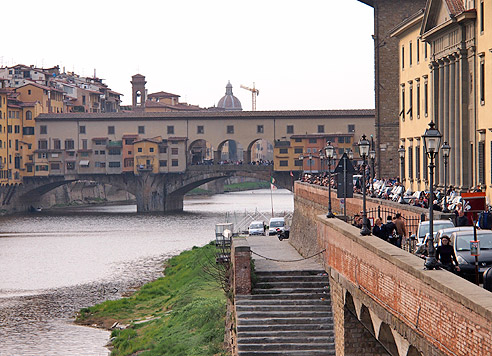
[445,0,465,16]
[148,91,180,98]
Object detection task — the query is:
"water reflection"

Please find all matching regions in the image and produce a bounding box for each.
[0,189,293,355]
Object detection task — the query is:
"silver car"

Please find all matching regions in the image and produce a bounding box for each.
[414,219,455,246]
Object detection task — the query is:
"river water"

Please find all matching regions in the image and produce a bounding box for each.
[0,189,293,356]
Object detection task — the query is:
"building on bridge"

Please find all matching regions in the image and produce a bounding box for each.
[34,110,374,177]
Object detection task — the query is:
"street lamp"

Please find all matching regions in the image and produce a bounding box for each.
[358,135,371,236]
[369,149,376,197]
[441,141,451,213]
[398,145,407,204]
[308,154,313,174]
[325,141,335,218]
[299,154,304,174]
[422,122,442,270]
[319,152,325,175]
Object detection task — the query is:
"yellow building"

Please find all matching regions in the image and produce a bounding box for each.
[134,137,161,174]
[134,136,187,174]
[393,0,492,204]
[16,83,65,114]
[0,86,8,182]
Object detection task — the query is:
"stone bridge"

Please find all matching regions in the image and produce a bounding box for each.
[2,165,295,213]
[290,182,492,356]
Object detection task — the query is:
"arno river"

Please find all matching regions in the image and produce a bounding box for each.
[0,189,293,356]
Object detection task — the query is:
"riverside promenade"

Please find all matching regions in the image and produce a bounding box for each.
[245,234,325,272]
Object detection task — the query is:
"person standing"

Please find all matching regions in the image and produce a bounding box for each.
[384,216,397,245]
[456,209,469,226]
[436,235,460,272]
[373,218,386,240]
[394,213,406,248]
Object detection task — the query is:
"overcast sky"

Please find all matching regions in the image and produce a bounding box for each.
[2,0,374,111]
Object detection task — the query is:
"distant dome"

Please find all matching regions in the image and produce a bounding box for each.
[217,81,242,111]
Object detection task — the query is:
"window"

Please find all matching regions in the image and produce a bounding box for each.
[138,126,145,134]
[65,139,74,150]
[257,125,264,134]
[294,147,303,154]
[108,126,115,135]
[287,125,294,134]
[338,137,344,143]
[66,162,75,170]
[279,148,288,154]
[80,152,89,157]
[14,125,20,133]
[82,139,88,150]
[279,160,288,167]
[160,160,167,167]
[416,82,421,118]
[480,0,484,33]
[401,86,405,120]
[408,146,413,180]
[82,95,86,105]
[227,125,234,134]
[95,140,107,145]
[108,148,121,155]
[348,124,355,133]
[409,85,413,119]
[50,163,60,170]
[294,138,302,142]
[423,152,428,181]
[28,89,31,95]
[401,46,405,69]
[79,125,86,134]
[415,146,420,180]
[38,140,48,150]
[36,165,48,172]
[54,139,61,149]
[338,148,344,154]
[309,138,317,144]
[40,125,47,134]
[197,125,204,134]
[479,140,485,184]
[124,139,134,145]
[138,147,143,153]
[38,152,47,159]
[294,159,303,167]
[317,125,324,133]
[160,146,167,154]
[417,39,420,63]
[424,42,428,59]
[424,80,429,116]
[109,161,121,168]
[167,125,174,134]
[480,56,485,105]
[171,148,179,155]
[26,111,32,120]
[409,41,412,66]
[95,162,106,168]
[172,159,179,166]
[150,147,154,153]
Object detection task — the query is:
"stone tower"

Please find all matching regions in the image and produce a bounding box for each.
[131,74,147,111]
[358,0,427,178]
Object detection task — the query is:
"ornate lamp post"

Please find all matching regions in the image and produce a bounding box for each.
[319,152,325,175]
[422,122,442,270]
[369,149,376,197]
[358,135,371,236]
[308,154,313,174]
[299,154,304,174]
[398,145,407,204]
[325,141,335,218]
[441,141,451,213]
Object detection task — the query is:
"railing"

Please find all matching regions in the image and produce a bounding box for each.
[224,210,293,234]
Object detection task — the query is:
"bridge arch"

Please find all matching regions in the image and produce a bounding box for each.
[216,139,245,163]
[246,138,274,164]
[378,323,399,356]
[188,139,215,165]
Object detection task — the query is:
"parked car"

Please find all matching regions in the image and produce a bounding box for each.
[448,230,492,281]
[248,221,265,236]
[268,217,285,235]
[413,219,455,246]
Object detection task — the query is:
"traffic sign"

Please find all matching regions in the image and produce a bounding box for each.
[334,152,356,174]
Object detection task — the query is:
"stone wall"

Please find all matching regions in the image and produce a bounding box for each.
[291,182,492,356]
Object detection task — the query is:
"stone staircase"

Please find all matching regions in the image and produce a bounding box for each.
[235,270,335,356]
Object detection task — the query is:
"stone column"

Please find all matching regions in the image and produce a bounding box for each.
[438,60,445,185]
[232,243,251,295]
[454,53,461,189]
[449,55,456,185]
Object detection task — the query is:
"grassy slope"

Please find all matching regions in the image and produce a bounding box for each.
[76,242,227,356]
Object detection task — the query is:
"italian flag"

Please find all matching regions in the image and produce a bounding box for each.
[270,176,277,190]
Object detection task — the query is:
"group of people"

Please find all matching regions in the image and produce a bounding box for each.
[370,213,406,248]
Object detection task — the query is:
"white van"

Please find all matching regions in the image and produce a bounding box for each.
[248,221,265,235]
[268,217,285,235]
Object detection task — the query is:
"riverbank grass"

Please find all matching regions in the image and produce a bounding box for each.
[76,242,227,356]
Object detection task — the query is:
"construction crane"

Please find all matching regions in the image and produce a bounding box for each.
[240,83,259,111]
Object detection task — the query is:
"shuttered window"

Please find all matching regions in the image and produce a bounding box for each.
[478,141,485,184]
[415,146,420,180]
[408,146,413,180]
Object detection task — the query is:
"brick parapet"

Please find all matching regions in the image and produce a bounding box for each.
[231,238,251,295]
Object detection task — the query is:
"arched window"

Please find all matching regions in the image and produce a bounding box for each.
[26,111,32,120]
[136,90,142,106]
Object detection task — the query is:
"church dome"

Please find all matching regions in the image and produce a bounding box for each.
[217,81,242,111]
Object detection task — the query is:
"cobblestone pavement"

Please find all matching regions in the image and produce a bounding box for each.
[246,235,325,272]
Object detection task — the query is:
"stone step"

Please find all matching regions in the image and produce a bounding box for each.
[238,351,335,356]
[238,293,330,300]
[236,298,331,305]
[255,270,327,276]
[237,330,334,338]
[238,342,335,352]
[237,323,333,333]
[238,317,333,326]
[255,281,330,289]
[252,288,331,295]
[257,275,330,283]
[237,336,335,344]
[236,304,329,312]
[237,311,332,319]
